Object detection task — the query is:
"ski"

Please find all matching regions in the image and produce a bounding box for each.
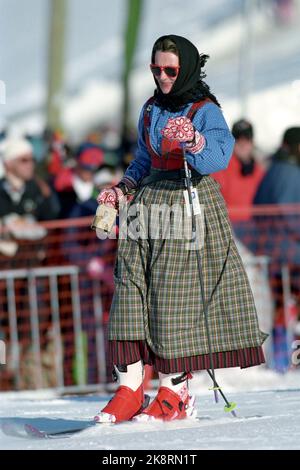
[23,414,265,439]
[1,413,267,441]
[23,418,202,439]
[1,420,97,440]
[24,422,97,439]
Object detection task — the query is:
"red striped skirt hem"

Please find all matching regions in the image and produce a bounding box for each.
[108,340,265,374]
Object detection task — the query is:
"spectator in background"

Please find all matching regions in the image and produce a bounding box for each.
[254,127,300,263]
[254,127,300,371]
[54,142,104,219]
[213,119,265,241]
[43,129,71,182]
[0,138,60,235]
[255,127,300,207]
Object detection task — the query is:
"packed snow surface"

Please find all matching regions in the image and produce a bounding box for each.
[1,366,300,450]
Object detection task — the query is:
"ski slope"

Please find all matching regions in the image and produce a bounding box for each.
[0,366,300,450]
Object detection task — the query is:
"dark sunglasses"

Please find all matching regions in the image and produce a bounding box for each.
[150,64,180,78]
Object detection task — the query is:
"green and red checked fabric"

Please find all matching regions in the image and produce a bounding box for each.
[108,175,268,360]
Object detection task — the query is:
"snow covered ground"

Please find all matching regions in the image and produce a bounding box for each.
[0,365,300,450]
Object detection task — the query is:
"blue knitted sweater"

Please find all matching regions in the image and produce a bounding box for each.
[124,100,235,186]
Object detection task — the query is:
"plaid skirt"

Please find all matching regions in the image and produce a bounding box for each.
[108,174,267,365]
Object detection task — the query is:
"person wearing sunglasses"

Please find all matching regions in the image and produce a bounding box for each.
[95,35,267,424]
[0,138,60,222]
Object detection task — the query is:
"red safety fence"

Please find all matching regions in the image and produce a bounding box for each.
[0,216,117,391]
[0,204,300,392]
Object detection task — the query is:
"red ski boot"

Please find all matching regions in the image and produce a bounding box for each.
[94,361,150,423]
[94,383,149,423]
[134,372,196,422]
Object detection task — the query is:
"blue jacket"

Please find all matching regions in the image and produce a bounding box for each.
[254,158,300,264]
[254,160,300,205]
[124,100,235,185]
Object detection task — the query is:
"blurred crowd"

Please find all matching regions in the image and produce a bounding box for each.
[0,127,135,247]
[213,120,300,224]
[0,120,299,235]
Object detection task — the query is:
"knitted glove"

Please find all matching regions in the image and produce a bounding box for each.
[185,131,206,154]
[162,116,206,154]
[162,116,195,142]
[97,186,126,210]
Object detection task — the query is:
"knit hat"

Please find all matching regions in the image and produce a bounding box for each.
[2,138,33,163]
[76,143,104,171]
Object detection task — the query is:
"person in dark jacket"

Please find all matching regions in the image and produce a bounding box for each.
[254,127,300,370]
[254,127,300,263]
[54,143,104,219]
[0,138,60,223]
[255,127,300,206]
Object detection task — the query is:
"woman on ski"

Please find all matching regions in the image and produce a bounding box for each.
[94,34,267,423]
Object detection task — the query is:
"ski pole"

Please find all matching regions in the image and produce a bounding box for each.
[181,142,237,417]
[206,369,237,416]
